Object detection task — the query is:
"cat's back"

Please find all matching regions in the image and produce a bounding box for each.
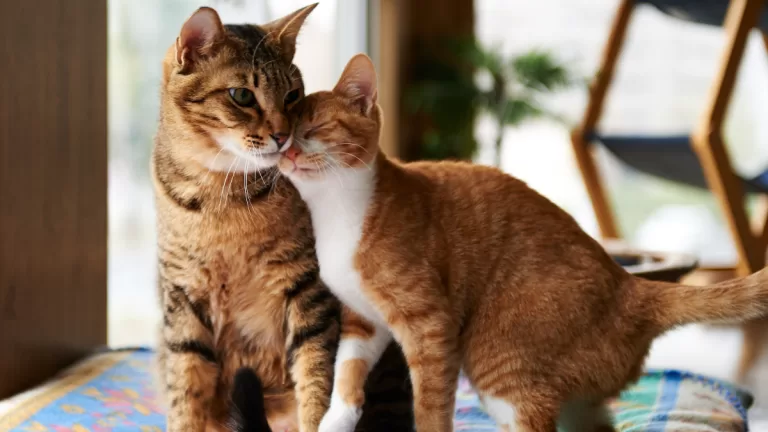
[398,159,567,223]
[400,159,528,196]
[389,157,611,269]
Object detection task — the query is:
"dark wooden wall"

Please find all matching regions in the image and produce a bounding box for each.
[0,0,108,398]
[374,0,475,160]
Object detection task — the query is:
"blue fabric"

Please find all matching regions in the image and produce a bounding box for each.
[0,349,754,431]
[588,132,768,194]
[638,0,768,31]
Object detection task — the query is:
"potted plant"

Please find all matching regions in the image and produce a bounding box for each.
[407,38,572,165]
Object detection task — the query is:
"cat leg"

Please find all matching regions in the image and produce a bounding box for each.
[284,278,342,432]
[512,401,560,432]
[160,282,218,432]
[389,312,460,431]
[480,395,518,432]
[558,399,615,432]
[403,343,461,432]
[481,394,568,432]
[319,306,392,432]
[476,386,559,432]
[369,276,460,432]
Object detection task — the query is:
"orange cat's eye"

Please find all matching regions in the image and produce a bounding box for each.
[229,88,256,107]
[305,121,334,139]
[284,89,301,105]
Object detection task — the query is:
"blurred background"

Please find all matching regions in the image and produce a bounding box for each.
[102,0,767,425]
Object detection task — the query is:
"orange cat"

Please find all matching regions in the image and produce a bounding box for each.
[276,54,768,432]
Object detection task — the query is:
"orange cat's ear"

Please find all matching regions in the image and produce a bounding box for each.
[334,54,378,116]
[175,7,224,71]
[263,3,318,63]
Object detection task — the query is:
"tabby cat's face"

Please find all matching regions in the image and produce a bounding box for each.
[163,5,316,172]
[279,54,380,182]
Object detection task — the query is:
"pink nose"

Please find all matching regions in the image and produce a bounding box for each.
[284,145,301,161]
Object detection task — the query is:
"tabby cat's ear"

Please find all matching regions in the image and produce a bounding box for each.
[263,3,318,63]
[334,54,378,116]
[175,7,224,71]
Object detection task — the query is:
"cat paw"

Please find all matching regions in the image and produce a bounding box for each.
[318,403,361,432]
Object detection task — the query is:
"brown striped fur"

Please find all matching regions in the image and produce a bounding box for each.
[280,54,768,432]
[153,10,411,432]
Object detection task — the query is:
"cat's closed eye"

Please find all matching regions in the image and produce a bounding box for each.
[304,121,334,139]
[229,88,257,107]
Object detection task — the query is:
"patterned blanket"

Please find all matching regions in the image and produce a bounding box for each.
[0,349,753,431]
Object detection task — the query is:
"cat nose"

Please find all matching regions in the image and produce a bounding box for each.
[270,133,289,147]
[284,145,301,161]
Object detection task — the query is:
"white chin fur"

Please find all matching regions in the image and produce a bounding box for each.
[203,133,281,172]
[196,149,277,173]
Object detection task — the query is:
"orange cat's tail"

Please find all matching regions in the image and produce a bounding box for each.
[649,267,768,329]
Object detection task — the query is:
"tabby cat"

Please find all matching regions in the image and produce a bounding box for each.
[152,7,411,432]
[277,53,768,432]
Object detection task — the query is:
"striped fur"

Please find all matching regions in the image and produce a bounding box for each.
[153,8,412,432]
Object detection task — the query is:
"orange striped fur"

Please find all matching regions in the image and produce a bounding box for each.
[279,54,768,432]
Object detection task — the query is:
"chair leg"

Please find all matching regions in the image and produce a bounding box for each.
[692,0,768,381]
[692,0,765,275]
[751,195,768,247]
[738,318,768,381]
[570,0,635,239]
[570,133,619,238]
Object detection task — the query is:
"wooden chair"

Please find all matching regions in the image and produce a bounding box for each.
[570,0,768,380]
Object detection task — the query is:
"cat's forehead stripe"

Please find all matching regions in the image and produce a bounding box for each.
[223,23,280,70]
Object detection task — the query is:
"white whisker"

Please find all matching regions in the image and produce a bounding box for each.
[251,31,274,67]
[324,151,372,170]
[243,161,255,217]
[202,148,225,184]
[267,168,281,199]
[327,142,372,155]
[219,157,238,211]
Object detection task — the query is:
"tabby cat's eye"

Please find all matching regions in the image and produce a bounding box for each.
[229,88,256,107]
[284,89,301,105]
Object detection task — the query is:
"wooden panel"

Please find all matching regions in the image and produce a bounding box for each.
[401,0,475,161]
[373,0,404,158]
[371,0,474,161]
[0,0,107,398]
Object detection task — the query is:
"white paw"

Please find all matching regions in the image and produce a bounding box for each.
[318,403,361,432]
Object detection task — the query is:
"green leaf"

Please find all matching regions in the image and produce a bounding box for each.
[511,51,570,91]
[500,98,543,125]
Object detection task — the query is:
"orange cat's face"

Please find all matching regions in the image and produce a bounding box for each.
[278,54,380,181]
[162,5,316,172]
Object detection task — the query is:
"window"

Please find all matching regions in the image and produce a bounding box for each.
[108,0,369,346]
[476,0,768,265]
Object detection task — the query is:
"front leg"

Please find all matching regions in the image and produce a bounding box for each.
[394,317,460,432]
[159,281,218,432]
[319,306,392,432]
[284,273,341,432]
[375,279,461,432]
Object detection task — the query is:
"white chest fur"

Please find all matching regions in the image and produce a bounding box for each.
[293,167,386,326]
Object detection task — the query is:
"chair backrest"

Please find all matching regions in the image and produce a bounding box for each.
[640,0,768,30]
